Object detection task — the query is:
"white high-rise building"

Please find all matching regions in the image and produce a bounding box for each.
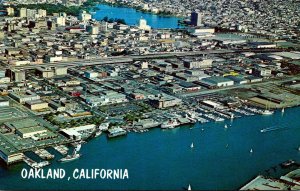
[79,11,92,22]
[88,25,99,35]
[6,7,14,16]
[56,16,66,26]
[38,9,47,17]
[19,8,27,18]
[138,18,151,30]
[26,9,37,19]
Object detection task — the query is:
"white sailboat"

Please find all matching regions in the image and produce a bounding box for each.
[282,108,285,113]
[250,149,253,153]
[190,142,194,149]
[188,184,192,191]
[224,124,228,129]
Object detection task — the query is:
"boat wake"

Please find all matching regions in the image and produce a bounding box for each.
[260,126,287,133]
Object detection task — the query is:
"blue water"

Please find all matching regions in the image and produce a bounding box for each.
[92,4,181,29]
[0,107,300,190]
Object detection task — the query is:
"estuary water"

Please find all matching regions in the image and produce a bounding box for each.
[0,107,300,190]
[92,4,181,29]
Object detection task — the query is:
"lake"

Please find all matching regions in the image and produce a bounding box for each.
[92,4,181,29]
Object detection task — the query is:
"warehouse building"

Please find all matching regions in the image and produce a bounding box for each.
[4,118,48,139]
[149,94,182,108]
[200,76,234,88]
[25,100,49,111]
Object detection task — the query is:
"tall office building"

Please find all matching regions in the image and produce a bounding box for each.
[6,7,15,16]
[26,9,37,19]
[38,9,47,17]
[190,11,202,26]
[8,69,26,82]
[19,8,27,18]
[79,11,92,22]
[138,18,151,30]
[56,16,66,26]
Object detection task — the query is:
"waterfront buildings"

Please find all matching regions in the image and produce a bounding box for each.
[241,168,300,190]
[0,3,298,190]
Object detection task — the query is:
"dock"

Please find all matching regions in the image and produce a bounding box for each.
[23,155,50,168]
[34,149,55,160]
[53,145,69,156]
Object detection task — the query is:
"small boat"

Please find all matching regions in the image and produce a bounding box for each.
[230,114,234,119]
[250,149,253,153]
[282,108,285,113]
[280,160,295,168]
[260,126,286,133]
[262,110,274,115]
[95,130,102,137]
[188,184,192,191]
[190,143,194,149]
[59,153,81,163]
[59,144,82,163]
[298,146,300,151]
[224,124,228,129]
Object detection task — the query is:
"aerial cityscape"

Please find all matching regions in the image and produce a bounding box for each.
[0,0,299,190]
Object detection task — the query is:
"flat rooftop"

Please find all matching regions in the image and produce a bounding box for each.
[5,118,40,130]
[240,175,290,190]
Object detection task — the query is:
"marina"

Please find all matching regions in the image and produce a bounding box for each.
[0,106,300,190]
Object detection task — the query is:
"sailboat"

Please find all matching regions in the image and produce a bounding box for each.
[250,149,253,153]
[224,124,228,129]
[188,184,192,191]
[281,108,285,113]
[190,143,194,149]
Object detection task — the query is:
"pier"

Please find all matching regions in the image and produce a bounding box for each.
[23,155,50,169]
[53,145,69,156]
[34,149,55,160]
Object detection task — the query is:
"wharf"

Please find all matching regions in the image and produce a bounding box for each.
[53,145,68,155]
[34,149,55,160]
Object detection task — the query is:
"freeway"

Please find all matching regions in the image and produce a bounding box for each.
[177,75,300,100]
[6,49,235,70]
[7,48,283,70]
